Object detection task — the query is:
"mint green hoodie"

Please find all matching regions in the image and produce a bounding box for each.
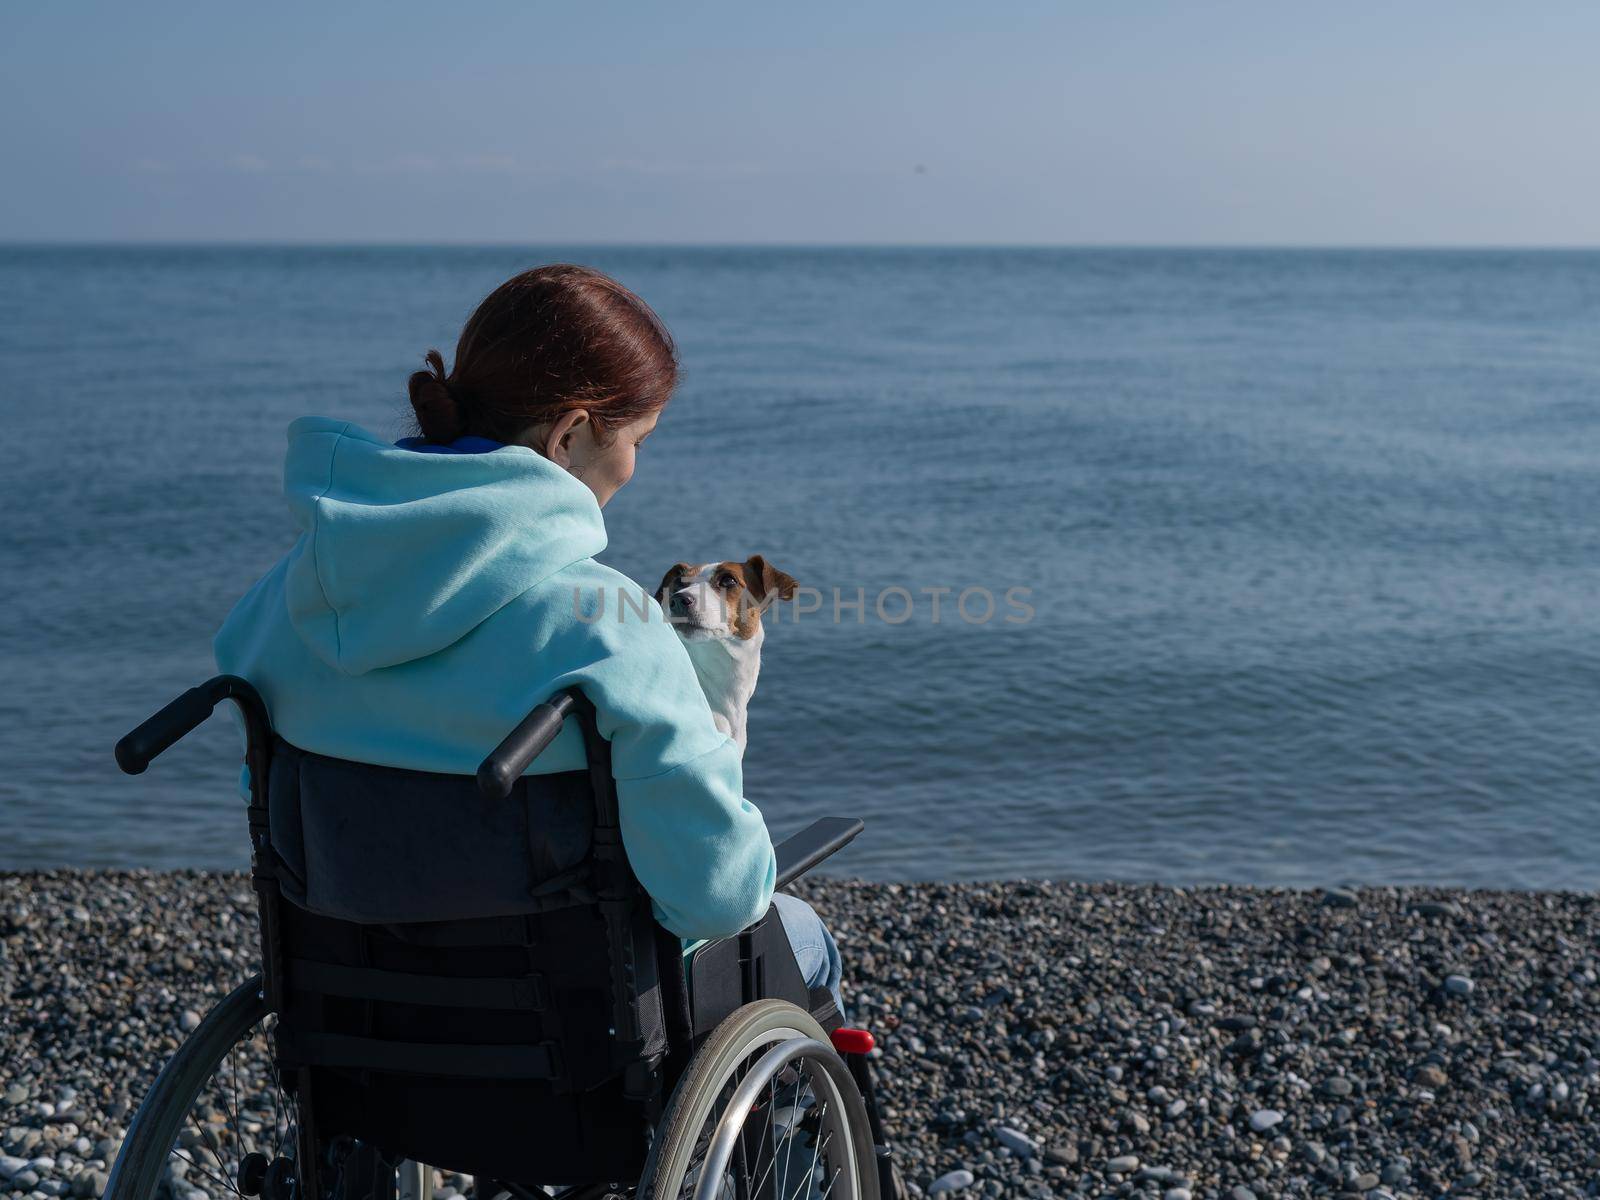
[214,417,775,940]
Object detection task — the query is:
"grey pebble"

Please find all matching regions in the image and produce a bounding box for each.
[927,1169,975,1195]
[1444,974,1475,996]
[1248,1109,1283,1133]
[992,1126,1038,1158]
[1413,1063,1448,1088]
[1410,900,1460,918]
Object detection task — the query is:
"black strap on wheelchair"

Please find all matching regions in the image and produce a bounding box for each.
[560,690,667,1103]
[287,957,546,1011]
[573,699,660,1079]
[278,1030,564,1080]
[376,913,540,949]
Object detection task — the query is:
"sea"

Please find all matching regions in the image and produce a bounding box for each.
[1,246,1596,889]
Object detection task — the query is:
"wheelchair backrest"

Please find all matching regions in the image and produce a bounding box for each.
[266,739,597,924]
[258,705,677,1184]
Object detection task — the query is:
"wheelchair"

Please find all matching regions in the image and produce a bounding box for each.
[104,676,902,1200]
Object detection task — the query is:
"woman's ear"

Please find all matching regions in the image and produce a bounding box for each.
[542,409,591,467]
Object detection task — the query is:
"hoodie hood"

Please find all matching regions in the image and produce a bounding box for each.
[280,417,606,675]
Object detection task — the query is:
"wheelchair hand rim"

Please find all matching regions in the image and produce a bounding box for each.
[693,1036,864,1200]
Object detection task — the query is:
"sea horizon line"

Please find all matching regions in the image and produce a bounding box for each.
[4,238,1600,253]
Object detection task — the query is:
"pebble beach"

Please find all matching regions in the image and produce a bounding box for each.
[5,872,1600,1200]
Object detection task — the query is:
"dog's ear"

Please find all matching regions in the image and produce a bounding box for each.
[655,562,691,605]
[743,554,798,606]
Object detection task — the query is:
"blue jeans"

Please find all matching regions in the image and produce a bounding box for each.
[771,893,844,1015]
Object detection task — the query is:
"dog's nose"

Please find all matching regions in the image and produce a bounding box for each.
[670,591,695,617]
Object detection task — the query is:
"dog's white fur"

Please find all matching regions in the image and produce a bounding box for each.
[655,558,795,753]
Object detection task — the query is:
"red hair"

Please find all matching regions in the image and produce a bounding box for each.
[408,264,677,446]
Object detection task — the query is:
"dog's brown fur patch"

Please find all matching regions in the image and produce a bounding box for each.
[722,556,798,640]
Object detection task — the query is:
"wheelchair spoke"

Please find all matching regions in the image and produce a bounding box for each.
[775,1096,800,1200]
[177,1121,243,1198]
[780,1126,832,1200]
[749,1076,825,1200]
[160,1014,294,1200]
[227,1038,247,1157]
[732,1126,751,1200]
[269,1060,287,1160]
[745,1076,782,1200]
[184,1105,230,1180]
[785,1125,829,1200]
[172,1147,244,1198]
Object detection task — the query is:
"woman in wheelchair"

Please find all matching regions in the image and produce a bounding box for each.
[216,264,840,997]
[107,265,900,1200]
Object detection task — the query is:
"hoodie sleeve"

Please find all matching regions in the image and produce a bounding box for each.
[611,737,775,941]
[561,576,776,941]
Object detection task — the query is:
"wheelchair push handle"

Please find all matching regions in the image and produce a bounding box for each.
[114,674,268,776]
[477,691,578,800]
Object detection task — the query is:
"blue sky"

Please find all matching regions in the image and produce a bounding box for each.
[4,1,1598,244]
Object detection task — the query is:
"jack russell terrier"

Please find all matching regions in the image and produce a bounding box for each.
[655,555,798,753]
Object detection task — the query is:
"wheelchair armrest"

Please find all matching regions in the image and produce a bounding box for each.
[678,819,864,979]
[774,817,864,889]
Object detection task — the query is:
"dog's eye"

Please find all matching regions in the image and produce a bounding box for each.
[716,573,736,589]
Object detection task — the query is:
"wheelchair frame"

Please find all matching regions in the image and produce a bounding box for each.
[107,675,896,1200]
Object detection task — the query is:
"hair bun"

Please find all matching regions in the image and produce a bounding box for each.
[407,349,464,443]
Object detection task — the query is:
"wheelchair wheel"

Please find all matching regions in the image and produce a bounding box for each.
[639,1000,879,1200]
[106,975,299,1200]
